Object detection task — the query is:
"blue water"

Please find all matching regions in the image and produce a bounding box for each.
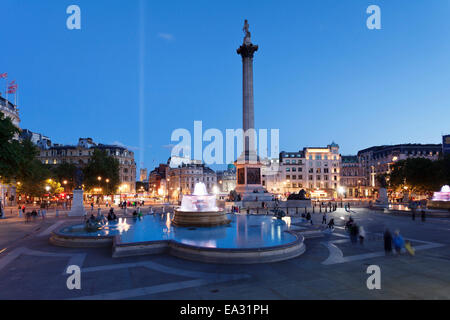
[60,214,302,249]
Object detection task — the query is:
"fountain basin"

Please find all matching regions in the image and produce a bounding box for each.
[428,185,450,210]
[50,214,306,264]
[172,209,230,227]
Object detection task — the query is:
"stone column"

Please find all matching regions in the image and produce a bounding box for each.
[237,41,258,161]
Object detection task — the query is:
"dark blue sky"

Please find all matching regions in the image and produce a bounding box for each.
[1,0,449,172]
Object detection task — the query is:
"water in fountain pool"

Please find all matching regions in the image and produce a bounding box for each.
[60,214,302,249]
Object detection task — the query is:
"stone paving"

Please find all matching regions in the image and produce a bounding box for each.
[0,207,449,300]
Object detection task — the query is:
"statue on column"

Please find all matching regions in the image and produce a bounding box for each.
[243,19,251,44]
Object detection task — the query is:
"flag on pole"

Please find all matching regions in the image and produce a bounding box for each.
[0,73,7,79]
[7,80,17,94]
[8,81,18,91]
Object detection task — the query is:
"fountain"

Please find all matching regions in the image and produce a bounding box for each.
[172,182,230,227]
[428,185,450,210]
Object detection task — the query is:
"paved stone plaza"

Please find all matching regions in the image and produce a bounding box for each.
[0,208,449,300]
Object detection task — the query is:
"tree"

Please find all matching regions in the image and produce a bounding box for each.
[435,154,450,188]
[51,162,77,191]
[83,149,120,195]
[15,139,52,198]
[0,113,22,183]
[388,158,440,194]
[136,181,148,192]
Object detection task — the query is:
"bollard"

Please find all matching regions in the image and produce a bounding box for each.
[256,207,259,214]
[304,207,307,215]
[312,206,315,214]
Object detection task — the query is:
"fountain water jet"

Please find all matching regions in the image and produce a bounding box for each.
[173,182,230,227]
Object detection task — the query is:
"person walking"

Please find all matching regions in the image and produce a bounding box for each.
[350,223,359,244]
[359,226,366,245]
[384,229,393,255]
[306,212,312,225]
[421,208,426,222]
[322,212,327,224]
[327,218,335,230]
[393,230,405,255]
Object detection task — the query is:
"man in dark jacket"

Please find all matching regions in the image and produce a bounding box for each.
[384,229,393,254]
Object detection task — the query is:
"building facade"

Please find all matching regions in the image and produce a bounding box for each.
[443,135,450,155]
[20,129,52,149]
[0,96,20,206]
[340,155,366,198]
[0,96,20,128]
[37,138,136,193]
[167,162,217,202]
[139,168,148,183]
[216,164,237,193]
[149,164,168,195]
[261,158,283,194]
[357,144,442,190]
[266,142,341,198]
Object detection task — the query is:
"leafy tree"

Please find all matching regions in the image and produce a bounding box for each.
[376,174,388,188]
[83,149,120,195]
[51,162,77,191]
[136,181,148,192]
[15,139,52,197]
[388,158,440,194]
[0,113,22,183]
[435,154,450,188]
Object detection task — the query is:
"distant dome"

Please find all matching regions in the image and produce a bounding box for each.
[330,141,339,147]
[227,163,236,169]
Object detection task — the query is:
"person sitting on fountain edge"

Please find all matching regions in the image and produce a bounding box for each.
[108,208,117,221]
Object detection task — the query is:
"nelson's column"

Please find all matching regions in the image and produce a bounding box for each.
[235,20,272,202]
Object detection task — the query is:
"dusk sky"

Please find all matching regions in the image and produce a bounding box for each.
[1,0,449,172]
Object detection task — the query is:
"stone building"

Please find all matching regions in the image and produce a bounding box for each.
[216,164,237,193]
[261,158,283,194]
[139,168,148,182]
[443,135,450,155]
[148,164,168,195]
[20,129,52,149]
[37,138,136,193]
[0,96,20,206]
[278,142,341,198]
[357,144,442,191]
[340,155,366,198]
[167,162,217,201]
[0,95,20,128]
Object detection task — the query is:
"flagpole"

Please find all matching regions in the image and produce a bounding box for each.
[5,75,7,105]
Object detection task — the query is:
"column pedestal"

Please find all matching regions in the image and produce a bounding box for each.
[68,189,87,217]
